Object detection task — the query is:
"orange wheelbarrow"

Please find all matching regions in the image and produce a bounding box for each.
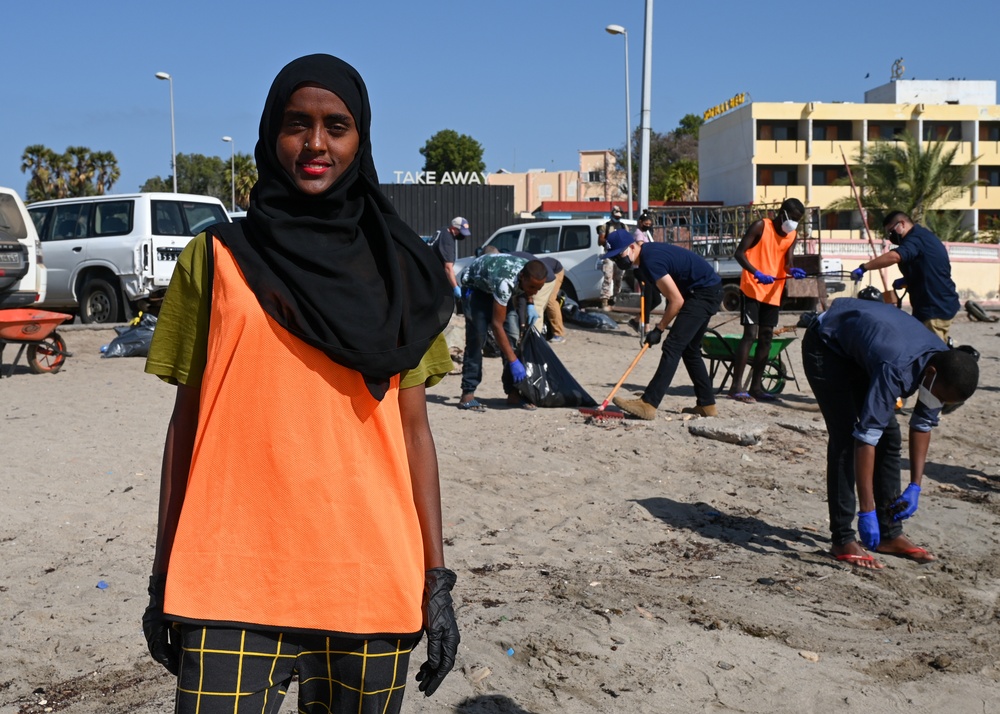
[0,309,74,377]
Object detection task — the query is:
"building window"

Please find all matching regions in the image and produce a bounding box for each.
[820,211,856,231]
[979,209,1000,231]
[584,170,605,183]
[979,167,1000,186]
[757,121,798,141]
[923,121,962,141]
[757,165,798,186]
[868,122,906,140]
[812,166,847,185]
[812,121,853,141]
[980,122,1000,141]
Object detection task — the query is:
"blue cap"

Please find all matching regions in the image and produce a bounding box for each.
[604,228,634,258]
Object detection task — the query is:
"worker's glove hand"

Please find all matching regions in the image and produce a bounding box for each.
[509,358,527,383]
[453,286,462,299]
[526,304,539,324]
[857,510,880,551]
[851,265,866,282]
[753,270,775,285]
[892,277,907,291]
[644,327,663,347]
[789,267,807,280]
[416,567,460,697]
[453,286,463,315]
[142,573,181,676]
[890,483,921,521]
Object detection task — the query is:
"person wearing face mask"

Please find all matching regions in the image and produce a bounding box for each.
[628,210,661,334]
[597,205,627,310]
[850,211,960,342]
[802,297,979,571]
[728,198,807,403]
[603,229,723,420]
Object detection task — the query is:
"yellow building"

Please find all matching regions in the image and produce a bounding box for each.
[699,80,1000,239]
[486,150,627,215]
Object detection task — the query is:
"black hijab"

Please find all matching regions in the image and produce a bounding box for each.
[210,54,452,400]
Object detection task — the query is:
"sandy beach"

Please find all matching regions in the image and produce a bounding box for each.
[1,309,999,714]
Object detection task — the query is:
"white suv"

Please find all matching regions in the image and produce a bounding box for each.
[455,218,635,305]
[0,187,45,308]
[28,193,229,323]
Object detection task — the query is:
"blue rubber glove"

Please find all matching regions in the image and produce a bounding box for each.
[509,358,527,383]
[890,483,920,521]
[851,265,866,282]
[892,277,907,290]
[789,267,807,280]
[527,304,539,324]
[753,270,775,285]
[453,286,462,299]
[857,510,880,551]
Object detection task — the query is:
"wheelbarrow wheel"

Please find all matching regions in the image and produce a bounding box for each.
[28,333,68,374]
[760,358,787,395]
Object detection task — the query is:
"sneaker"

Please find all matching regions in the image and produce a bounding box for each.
[612,396,657,420]
[681,404,717,417]
[549,335,566,344]
[628,317,641,334]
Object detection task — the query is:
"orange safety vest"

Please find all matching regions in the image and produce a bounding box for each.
[740,219,796,306]
[163,237,424,636]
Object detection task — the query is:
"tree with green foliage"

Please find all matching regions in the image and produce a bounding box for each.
[419,130,485,176]
[829,132,980,242]
[141,152,257,208]
[20,145,120,201]
[614,114,702,202]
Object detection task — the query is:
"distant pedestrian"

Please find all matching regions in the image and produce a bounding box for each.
[598,205,627,310]
[629,209,660,333]
[430,216,472,307]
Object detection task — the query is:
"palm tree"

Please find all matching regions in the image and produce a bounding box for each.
[92,151,120,195]
[21,145,59,201]
[233,152,257,210]
[830,131,979,241]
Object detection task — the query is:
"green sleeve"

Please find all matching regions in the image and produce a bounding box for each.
[400,332,454,389]
[144,233,210,386]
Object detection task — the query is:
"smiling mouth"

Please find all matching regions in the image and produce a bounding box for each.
[299,161,330,176]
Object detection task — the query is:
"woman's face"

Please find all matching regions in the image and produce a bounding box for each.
[276,84,360,195]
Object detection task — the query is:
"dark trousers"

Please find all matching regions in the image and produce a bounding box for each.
[801,327,904,547]
[642,284,722,409]
[461,288,520,396]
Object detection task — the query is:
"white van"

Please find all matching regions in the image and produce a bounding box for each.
[0,187,46,308]
[454,218,635,305]
[27,193,230,323]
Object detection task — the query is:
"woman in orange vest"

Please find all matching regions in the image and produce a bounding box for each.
[141,54,459,714]
[729,198,807,402]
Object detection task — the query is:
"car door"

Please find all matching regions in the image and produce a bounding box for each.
[558,224,603,302]
[36,203,92,304]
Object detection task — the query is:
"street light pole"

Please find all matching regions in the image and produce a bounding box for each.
[222,136,235,212]
[155,72,177,193]
[638,0,654,210]
[605,24,633,220]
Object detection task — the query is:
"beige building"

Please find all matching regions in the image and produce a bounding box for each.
[487,150,627,215]
[699,80,1000,239]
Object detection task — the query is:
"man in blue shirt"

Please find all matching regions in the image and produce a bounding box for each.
[604,229,723,420]
[802,298,979,570]
[850,211,960,342]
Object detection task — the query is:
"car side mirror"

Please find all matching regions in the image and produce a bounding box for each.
[475,246,484,257]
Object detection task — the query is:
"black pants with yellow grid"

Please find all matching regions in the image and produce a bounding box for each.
[174,625,419,714]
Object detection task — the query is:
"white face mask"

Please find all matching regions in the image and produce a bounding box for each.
[917,372,943,410]
[781,219,798,234]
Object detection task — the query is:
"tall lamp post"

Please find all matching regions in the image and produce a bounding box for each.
[222,136,235,212]
[154,72,177,193]
[605,24,632,220]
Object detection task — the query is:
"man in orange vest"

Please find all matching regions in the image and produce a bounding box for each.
[729,198,807,402]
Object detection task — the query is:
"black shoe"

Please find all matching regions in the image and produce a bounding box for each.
[628,317,641,334]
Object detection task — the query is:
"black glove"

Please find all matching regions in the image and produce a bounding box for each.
[644,327,663,347]
[142,573,181,675]
[415,567,460,697]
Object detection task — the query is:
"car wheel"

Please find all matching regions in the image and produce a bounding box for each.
[561,280,578,304]
[80,277,121,324]
[721,284,742,313]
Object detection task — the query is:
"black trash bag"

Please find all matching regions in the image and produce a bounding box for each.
[516,328,597,408]
[797,311,818,328]
[561,295,580,318]
[567,309,618,331]
[102,313,158,358]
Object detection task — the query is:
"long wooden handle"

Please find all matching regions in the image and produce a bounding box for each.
[598,344,650,410]
[840,148,892,293]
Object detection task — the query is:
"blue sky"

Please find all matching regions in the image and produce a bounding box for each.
[2,0,998,198]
